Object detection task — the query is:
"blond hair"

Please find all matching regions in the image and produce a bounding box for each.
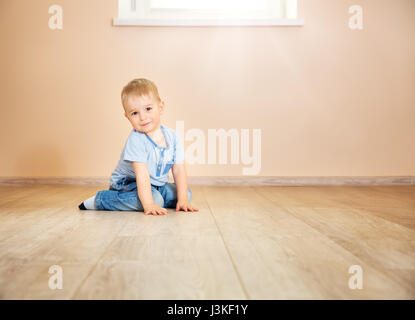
[121,78,161,110]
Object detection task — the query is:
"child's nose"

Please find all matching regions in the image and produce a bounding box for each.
[138,112,146,121]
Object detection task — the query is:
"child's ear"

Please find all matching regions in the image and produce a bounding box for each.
[124,112,128,119]
[159,100,165,114]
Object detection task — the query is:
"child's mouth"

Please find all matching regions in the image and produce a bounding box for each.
[142,122,151,127]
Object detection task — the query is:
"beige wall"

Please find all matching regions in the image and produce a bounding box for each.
[0,0,414,178]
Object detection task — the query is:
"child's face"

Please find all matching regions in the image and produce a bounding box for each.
[123,92,164,134]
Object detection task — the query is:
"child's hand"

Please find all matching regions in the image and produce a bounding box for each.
[143,204,168,216]
[176,200,199,213]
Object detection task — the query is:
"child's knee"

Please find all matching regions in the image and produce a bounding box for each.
[152,190,165,207]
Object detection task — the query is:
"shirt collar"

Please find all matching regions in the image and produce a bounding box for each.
[144,125,168,149]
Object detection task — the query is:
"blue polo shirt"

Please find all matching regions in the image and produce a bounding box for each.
[110,124,185,187]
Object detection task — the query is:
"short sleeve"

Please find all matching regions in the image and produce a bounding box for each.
[123,131,148,163]
[173,131,185,163]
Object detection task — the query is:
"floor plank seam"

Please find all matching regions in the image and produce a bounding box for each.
[69,215,130,299]
[250,187,415,295]
[345,205,415,232]
[201,186,250,300]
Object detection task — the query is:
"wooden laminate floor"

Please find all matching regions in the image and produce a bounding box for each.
[0,185,414,299]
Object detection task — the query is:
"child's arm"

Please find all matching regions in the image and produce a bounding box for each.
[132,162,168,215]
[172,162,198,212]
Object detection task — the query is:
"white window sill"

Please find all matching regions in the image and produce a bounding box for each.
[113,18,304,27]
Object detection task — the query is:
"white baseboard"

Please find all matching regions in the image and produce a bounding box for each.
[0,176,413,187]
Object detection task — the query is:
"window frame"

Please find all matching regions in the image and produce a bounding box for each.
[114,0,304,26]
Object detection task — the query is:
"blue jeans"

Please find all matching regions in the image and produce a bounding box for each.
[95,177,192,211]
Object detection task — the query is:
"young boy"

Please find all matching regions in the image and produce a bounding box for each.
[79,78,198,215]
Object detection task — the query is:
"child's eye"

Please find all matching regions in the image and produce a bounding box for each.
[146,107,152,111]
[132,112,137,116]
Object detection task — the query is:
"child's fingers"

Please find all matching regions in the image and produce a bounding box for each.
[172,204,199,213]
[187,205,196,212]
